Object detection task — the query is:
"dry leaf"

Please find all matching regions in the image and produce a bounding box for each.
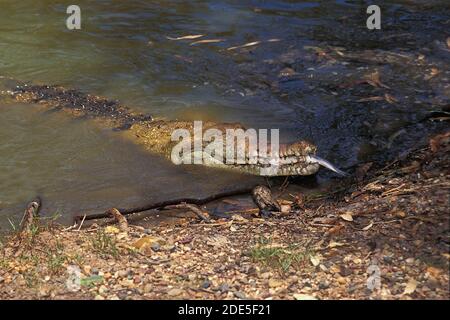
[429,131,450,153]
[166,34,204,41]
[403,279,418,295]
[190,39,223,46]
[425,67,440,80]
[362,222,374,231]
[357,96,384,102]
[340,212,354,222]
[325,224,344,236]
[384,93,398,104]
[227,41,261,51]
[231,214,248,222]
[280,204,291,213]
[393,210,407,218]
[104,226,120,234]
[132,236,164,250]
[293,294,317,300]
[328,241,345,248]
[206,235,230,247]
[441,253,450,260]
[310,255,321,267]
[365,70,390,89]
[426,266,442,278]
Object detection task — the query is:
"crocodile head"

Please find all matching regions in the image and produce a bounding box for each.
[201,140,348,177]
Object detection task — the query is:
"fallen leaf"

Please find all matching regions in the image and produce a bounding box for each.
[424,67,440,80]
[166,34,204,41]
[325,224,344,236]
[365,70,390,89]
[429,131,450,153]
[340,212,354,222]
[393,210,407,218]
[441,253,450,260]
[403,278,418,295]
[104,226,120,234]
[293,294,317,300]
[357,96,384,102]
[310,255,321,267]
[384,93,398,104]
[231,214,248,222]
[426,266,442,278]
[362,221,374,231]
[132,236,164,250]
[268,279,283,288]
[280,204,291,213]
[227,41,260,51]
[174,55,193,63]
[328,241,346,248]
[167,288,184,296]
[206,235,230,247]
[190,39,223,46]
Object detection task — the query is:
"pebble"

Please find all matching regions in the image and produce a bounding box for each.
[143,284,152,293]
[201,279,211,289]
[218,283,230,292]
[337,277,347,285]
[133,276,142,284]
[83,265,91,275]
[98,285,108,295]
[94,295,105,300]
[118,270,128,278]
[167,288,183,296]
[319,281,330,290]
[234,291,246,299]
[151,243,161,252]
[268,279,282,288]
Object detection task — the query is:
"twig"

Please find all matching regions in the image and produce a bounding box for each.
[76,214,86,231]
[73,187,254,223]
[165,203,210,222]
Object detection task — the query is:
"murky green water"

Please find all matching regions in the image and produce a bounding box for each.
[0,1,448,229]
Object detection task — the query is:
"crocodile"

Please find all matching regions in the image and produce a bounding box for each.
[2,82,346,177]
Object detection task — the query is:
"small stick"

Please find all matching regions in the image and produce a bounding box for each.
[165,203,210,222]
[76,214,87,231]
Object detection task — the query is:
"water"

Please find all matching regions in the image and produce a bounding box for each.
[0,1,448,229]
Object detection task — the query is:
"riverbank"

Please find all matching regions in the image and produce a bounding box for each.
[1,131,449,300]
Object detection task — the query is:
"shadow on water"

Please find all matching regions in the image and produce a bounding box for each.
[0,1,448,228]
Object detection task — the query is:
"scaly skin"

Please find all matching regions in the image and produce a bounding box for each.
[4,83,322,176]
